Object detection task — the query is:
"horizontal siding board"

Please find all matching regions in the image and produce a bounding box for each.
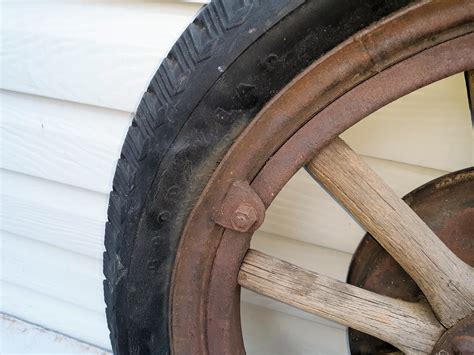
[1,168,107,220]
[342,73,472,172]
[1,281,111,350]
[1,90,130,193]
[241,302,348,355]
[1,1,203,111]
[1,314,109,355]
[242,288,345,332]
[1,169,107,259]
[1,231,105,313]
[2,194,106,259]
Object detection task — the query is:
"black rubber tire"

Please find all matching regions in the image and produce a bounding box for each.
[103,1,413,354]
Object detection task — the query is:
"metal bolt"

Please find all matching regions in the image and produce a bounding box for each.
[230,204,257,232]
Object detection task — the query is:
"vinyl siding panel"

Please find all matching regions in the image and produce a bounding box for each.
[1,1,204,112]
[1,0,472,352]
[1,90,130,193]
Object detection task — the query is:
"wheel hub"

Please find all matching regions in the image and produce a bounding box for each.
[347,168,474,354]
[433,314,474,355]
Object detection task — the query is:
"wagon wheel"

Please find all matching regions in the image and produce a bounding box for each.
[172,10,474,355]
[104,1,474,354]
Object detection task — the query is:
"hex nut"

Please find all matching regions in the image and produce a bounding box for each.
[230,204,258,232]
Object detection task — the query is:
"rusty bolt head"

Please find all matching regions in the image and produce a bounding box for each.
[230,204,258,232]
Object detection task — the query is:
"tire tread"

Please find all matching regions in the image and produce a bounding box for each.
[104,1,258,353]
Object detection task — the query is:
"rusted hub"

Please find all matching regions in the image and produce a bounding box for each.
[433,314,474,355]
[348,168,474,354]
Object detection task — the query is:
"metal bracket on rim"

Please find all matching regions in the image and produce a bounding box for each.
[214,181,265,233]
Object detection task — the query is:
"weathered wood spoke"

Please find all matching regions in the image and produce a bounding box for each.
[306,138,474,328]
[239,249,444,354]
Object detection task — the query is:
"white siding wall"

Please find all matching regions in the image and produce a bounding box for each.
[1,0,472,352]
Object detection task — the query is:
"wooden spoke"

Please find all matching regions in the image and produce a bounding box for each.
[239,249,444,354]
[306,138,474,328]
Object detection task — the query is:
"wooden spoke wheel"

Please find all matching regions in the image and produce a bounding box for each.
[170,4,474,354]
[104,1,474,354]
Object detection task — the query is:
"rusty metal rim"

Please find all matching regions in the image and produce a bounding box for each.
[208,34,474,355]
[432,314,474,354]
[170,1,474,354]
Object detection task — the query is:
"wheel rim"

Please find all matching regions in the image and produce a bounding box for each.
[170,1,474,354]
